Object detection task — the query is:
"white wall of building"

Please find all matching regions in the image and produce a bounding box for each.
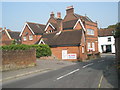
[98,36,115,53]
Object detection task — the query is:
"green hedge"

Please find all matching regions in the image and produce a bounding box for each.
[1,44,52,58]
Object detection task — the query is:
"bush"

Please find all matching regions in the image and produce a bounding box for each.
[30,44,52,58]
[1,44,52,58]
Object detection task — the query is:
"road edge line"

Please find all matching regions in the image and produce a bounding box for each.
[1,68,52,82]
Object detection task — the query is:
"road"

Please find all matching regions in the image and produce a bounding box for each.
[2,54,118,88]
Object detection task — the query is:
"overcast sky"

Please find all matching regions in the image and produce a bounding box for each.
[1,2,118,31]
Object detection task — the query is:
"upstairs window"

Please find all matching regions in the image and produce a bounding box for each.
[108,37,111,42]
[25,32,28,35]
[23,36,27,41]
[49,30,53,33]
[87,29,94,35]
[29,35,33,40]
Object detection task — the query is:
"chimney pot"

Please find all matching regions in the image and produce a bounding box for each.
[57,12,61,18]
[66,6,74,15]
[50,12,54,18]
[66,6,73,10]
[4,27,6,30]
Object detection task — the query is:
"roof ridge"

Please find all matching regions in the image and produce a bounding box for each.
[27,22,45,26]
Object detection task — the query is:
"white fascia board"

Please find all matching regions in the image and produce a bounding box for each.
[19,22,35,37]
[38,39,45,45]
[44,23,55,31]
[5,29,12,39]
[73,19,86,32]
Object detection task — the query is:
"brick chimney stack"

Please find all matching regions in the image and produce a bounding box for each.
[57,12,61,19]
[56,12,62,31]
[50,12,54,18]
[66,6,74,15]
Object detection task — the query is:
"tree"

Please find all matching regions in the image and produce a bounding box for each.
[115,22,120,38]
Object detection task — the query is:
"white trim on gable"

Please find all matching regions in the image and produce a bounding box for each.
[4,29,12,39]
[19,22,35,37]
[73,19,86,31]
[44,23,55,31]
[38,39,45,45]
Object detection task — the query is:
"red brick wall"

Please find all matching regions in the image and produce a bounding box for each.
[1,49,36,71]
[51,46,87,61]
[85,21,99,53]
[21,25,42,45]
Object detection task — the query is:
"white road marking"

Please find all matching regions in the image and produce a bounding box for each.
[57,69,79,80]
[82,63,93,68]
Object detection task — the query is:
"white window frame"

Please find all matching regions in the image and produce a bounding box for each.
[82,46,84,53]
[87,29,94,35]
[23,36,27,41]
[108,37,111,42]
[49,30,52,33]
[92,42,95,51]
[29,35,33,40]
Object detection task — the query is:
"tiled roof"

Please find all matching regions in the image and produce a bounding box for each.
[8,31,20,39]
[63,19,78,30]
[98,28,115,37]
[74,13,93,22]
[41,30,82,47]
[27,22,46,35]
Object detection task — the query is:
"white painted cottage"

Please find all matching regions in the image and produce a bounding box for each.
[98,28,115,53]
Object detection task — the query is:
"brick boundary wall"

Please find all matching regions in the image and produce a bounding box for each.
[1,49,36,71]
[115,37,120,61]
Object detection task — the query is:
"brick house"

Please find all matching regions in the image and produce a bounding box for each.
[38,6,99,61]
[0,28,20,46]
[19,22,45,45]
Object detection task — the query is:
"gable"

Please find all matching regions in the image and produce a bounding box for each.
[74,21,82,30]
[22,25,34,36]
[19,23,35,36]
[73,19,86,31]
[45,23,55,32]
[2,30,11,40]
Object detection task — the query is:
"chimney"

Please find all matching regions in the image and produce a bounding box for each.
[57,12,61,18]
[66,6,74,15]
[4,27,6,30]
[50,12,54,18]
[57,12,63,31]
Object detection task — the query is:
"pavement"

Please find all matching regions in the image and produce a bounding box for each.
[2,59,76,82]
[2,54,118,88]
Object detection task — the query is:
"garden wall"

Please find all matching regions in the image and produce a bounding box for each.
[1,49,36,71]
[115,37,120,61]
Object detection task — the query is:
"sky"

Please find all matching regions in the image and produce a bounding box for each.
[1,2,118,31]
